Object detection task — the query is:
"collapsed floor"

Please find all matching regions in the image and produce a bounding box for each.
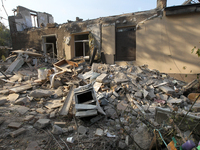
[0,49,200,150]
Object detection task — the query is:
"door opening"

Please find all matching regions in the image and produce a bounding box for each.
[42,35,57,62]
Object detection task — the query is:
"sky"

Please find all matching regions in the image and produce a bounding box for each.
[0,0,186,28]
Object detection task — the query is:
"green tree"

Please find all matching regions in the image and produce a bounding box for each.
[0,22,11,46]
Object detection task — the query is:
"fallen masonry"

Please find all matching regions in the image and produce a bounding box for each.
[0,50,200,149]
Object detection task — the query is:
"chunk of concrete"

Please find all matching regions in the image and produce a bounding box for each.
[24,115,34,121]
[0,98,7,106]
[45,100,63,109]
[9,105,30,115]
[75,110,98,118]
[78,125,87,135]
[6,57,24,73]
[10,127,26,138]
[25,141,40,150]
[51,125,63,135]
[7,93,19,102]
[50,111,56,118]
[14,97,29,105]
[34,119,50,129]
[168,97,183,104]
[96,73,108,83]
[118,141,127,150]
[29,89,53,98]
[93,82,102,92]
[8,122,22,129]
[159,86,175,94]
[133,125,152,149]
[9,84,32,93]
[75,104,97,110]
[104,106,117,119]
[36,108,46,114]
[95,128,103,136]
[134,91,142,98]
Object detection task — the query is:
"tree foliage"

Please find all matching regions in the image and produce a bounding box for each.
[0,22,11,46]
[191,45,200,57]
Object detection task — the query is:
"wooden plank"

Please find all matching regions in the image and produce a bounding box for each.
[9,84,32,93]
[59,85,74,116]
[12,50,42,57]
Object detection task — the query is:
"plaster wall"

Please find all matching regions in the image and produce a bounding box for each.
[37,12,48,26]
[15,10,32,31]
[102,24,115,64]
[136,12,200,75]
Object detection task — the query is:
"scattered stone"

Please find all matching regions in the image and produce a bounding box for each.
[133,125,152,149]
[104,106,117,119]
[8,122,22,129]
[0,98,7,106]
[10,127,26,138]
[36,108,46,114]
[53,80,63,89]
[134,91,142,98]
[113,91,119,98]
[52,125,63,135]
[33,119,50,129]
[24,115,34,121]
[9,105,30,115]
[95,128,103,136]
[118,141,127,150]
[62,128,68,133]
[25,141,40,150]
[7,93,19,102]
[14,97,29,105]
[45,100,63,109]
[159,86,175,94]
[96,73,108,83]
[0,117,5,125]
[78,125,87,135]
[29,89,53,98]
[54,87,63,97]
[168,97,183,104]
[50,111,56,118]
[68,126,75,132]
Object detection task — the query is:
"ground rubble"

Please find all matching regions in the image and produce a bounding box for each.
[0,50,200,150]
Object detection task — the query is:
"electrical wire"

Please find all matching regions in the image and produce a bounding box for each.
[1,0,8,16]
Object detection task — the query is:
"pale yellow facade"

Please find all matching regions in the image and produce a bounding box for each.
[136,12,200,78]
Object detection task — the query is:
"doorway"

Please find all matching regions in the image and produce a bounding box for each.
[42,34,57,62]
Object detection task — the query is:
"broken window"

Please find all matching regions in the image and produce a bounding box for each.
[74,34,89,58]
[116,27,136,61]
[30,12,38,27]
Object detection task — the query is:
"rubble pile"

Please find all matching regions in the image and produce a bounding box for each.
[0,49,200,150]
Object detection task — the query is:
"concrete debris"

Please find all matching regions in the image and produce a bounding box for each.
[33,119,50,129]
[29,89,53,98]
[51,125,63,135]
[8,122,22,129]
[1,53,200,149]
[10,127,26,138]
[78,125,88,135]
[0,98,7,106]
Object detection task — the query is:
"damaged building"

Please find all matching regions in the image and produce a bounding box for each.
[8,0,200,82]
